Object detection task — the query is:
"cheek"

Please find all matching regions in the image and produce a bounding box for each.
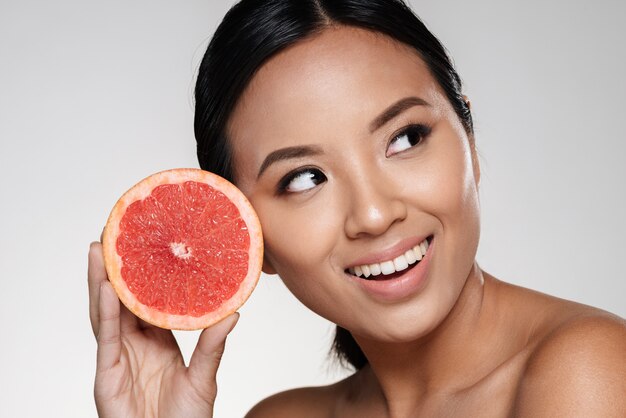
[253,194,342,293]
[410,129,481,255]
[435,153,479,229]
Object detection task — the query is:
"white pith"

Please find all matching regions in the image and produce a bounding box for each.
[348,237,430,278]
[170,242,192,259]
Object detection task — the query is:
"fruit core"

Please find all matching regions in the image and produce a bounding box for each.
[170,242,192,259]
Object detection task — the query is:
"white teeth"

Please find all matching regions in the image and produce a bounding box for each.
[380,260,395,275]
[420,241,428,255]
[349,237,431,278]
[393,254,409,271]
[361,264,371,278]
[369,263,382,276]
[414,246,423,261]
[354,265,363,277]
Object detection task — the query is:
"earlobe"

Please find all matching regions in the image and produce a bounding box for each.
[262,255,277,275]
[463,94,471,111]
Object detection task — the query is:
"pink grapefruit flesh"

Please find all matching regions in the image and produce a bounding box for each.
[102,168,263,330]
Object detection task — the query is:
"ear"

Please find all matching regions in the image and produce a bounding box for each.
[470,135,481,186]
[463,94,471,110]
[262,253,277,275]
[462,95,480,186]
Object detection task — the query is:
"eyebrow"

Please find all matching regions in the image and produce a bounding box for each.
[369,96,431,133]
[257,145,324,179]
[256,96,430,179]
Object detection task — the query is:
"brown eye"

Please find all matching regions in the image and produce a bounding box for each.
[386,124,431,157]
[278,168,327,194]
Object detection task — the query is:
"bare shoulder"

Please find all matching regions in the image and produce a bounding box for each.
[245,377,351,418]
[514,306,626,417]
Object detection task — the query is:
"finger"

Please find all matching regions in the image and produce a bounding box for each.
[118,302,141,334]
[90,239,143,336]
[88,241,107,337]
[188,313,239,388]
[96,281,122,373]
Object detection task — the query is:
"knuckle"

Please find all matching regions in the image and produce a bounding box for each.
[97,331,120,346]
[212,347,225,364]
[100,309,120,322]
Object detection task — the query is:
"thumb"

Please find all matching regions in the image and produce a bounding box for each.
[188,313,239,389]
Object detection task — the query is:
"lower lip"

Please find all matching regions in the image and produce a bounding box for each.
[349,238,434,302]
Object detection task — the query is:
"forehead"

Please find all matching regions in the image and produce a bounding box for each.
[227,26,445,181]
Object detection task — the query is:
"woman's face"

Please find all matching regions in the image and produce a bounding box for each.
[228,27,481,342]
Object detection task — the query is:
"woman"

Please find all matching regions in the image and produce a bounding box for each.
[88,0,626,416]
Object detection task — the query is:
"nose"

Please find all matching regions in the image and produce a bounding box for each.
[343,170,408,239]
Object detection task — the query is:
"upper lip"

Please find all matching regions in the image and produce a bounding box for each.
[345,235,431,269]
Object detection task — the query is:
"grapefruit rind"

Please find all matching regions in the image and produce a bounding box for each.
[102,168,263,330]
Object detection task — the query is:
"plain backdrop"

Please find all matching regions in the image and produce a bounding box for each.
[1,0,624,416]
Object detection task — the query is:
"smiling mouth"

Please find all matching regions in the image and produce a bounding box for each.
[346,236,433,281]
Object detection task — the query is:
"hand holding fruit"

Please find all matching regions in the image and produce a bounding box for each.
[88,242,239,418]
[89,169,262,416]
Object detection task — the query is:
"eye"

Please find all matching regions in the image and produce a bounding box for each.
[277,167,327,194]
[386,124,431,157]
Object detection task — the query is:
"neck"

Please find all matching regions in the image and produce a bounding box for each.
[352,263,503,415]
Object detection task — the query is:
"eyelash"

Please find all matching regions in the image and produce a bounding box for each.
[276,166,327,195]
[275,123,432,195]
[386,123,432,157]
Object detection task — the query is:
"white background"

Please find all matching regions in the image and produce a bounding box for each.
[1,0,624,416]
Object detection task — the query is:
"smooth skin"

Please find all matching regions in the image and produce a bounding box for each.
[88,242,239,417]
[89,26,626,417]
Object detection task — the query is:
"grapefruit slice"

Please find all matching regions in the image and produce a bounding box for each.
[102,168,263,330]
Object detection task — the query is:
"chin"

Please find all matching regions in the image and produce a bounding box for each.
[349,297,454,345]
